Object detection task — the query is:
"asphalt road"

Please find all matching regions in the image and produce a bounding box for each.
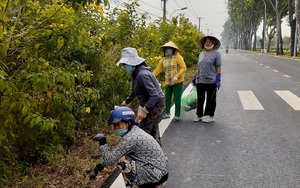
[109,49,300,188]
[162,50,300,188]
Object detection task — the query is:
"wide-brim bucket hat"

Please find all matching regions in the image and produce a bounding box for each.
[160,41,180,51]
[199,36,221,50]
[116,47,146,66]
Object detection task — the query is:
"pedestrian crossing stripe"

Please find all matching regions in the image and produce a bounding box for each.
[238,91,264,110]
[238,90,300,111]
[274,90,300,110]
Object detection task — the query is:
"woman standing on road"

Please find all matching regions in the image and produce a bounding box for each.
[193,36,222,123]
[153,41,187,122]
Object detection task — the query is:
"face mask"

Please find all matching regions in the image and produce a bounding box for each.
[204,45,214,50]
[116,128,128,136]
[124,65,135,72]
[165,49,173,56]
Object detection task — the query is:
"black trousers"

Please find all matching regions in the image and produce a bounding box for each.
[139,100,165,145]
[139,173,168,188]
[196,83,217,117]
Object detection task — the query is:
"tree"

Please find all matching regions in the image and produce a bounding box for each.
[261,0,278,52]
[267,0,288,55]
[287,0,296,56]
[221,20,235,48]
[227,0,263,50]
[296,0,300,54]
[0,1,203,186]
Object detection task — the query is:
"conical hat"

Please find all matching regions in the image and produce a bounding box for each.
[199,36,221,50]
[160,41,180,51]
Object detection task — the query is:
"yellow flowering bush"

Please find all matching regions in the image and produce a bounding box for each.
[0,0,203,186]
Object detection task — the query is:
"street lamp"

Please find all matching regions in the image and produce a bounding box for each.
[169,7,188,20]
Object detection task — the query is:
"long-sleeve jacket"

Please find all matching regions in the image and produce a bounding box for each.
[99,125,168,185]
[153,52,187,85]
[125,64,164,111]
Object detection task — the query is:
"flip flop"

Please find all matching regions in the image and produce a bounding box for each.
[162,114,171,119]
[172,117,180,122]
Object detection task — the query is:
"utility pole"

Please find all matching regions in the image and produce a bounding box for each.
[198,17,205,32]
[162,0,167,19]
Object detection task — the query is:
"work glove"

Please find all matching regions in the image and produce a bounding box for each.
[216,73,221,90]
[136,106,148,123]
[92,133,107,146]
[171,77,178,85]
[120,101,127,106]
[89,163,104,180]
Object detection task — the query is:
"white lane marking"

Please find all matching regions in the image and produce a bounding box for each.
[283,74,291,78]
[238,91,264,110]
[273,70,279,72]
[265,66,270,68]
[110,175,126,188]
[274,90,300,110]
[159,83,193,136]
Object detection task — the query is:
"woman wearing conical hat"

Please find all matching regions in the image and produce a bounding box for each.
[193,36,222,123]
[153,41,187,122]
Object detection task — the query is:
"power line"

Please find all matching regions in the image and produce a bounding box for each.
[139,0,161,11]
[111,0,198,23]
[185,0,198,17]
[173,0,181,8]
[111,0,161,19]
[172,0,197,20]
[171,0,193,19]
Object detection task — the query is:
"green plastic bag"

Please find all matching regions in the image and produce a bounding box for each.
[181,86,197,111]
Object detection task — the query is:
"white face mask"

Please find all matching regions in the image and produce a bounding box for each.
[204,45,214,50]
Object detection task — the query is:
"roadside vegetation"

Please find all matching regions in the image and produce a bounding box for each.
[0,0,200,187]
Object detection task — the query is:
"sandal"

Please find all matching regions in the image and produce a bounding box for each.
[162,114,171,119]
[172,117,180,122]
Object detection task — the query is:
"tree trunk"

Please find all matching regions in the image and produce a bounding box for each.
[276,13,283,55]
[290,19,296,56]
[288,0,296,56]
[268,36,272,52]
[253,32,257,51]
[296,0,300,54]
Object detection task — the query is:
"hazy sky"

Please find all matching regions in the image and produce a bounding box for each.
[110,0,290,38]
